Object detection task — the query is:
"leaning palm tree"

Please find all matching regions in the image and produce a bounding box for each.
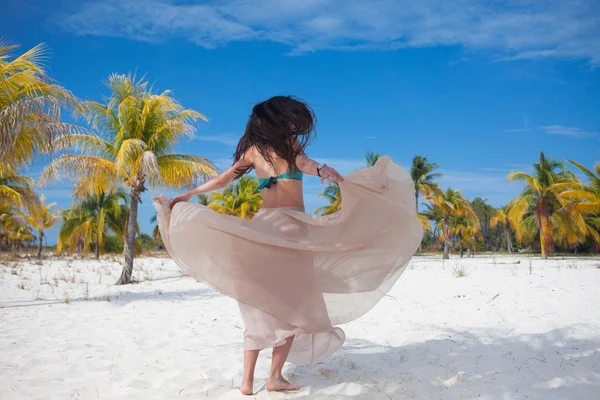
[41,73,216,284]
[19,193,60,258]
[508,152,590,259]
[0,42,81,167]
[58,191,128,259]
[424,187,479,259]
[210,176,262,219]
[491,206,514,253]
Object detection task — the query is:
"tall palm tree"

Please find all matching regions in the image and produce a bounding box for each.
[314,184,342,216]
[41,73,216,284]
[0,42,81,168]
[508,152,590,259]
[411,156,441,252]
[58,191,128,259]
[424,188,479,259]
[411,155,441,213]
[491,206,514,253]
[19,194,60,258]
[210,176,262,219]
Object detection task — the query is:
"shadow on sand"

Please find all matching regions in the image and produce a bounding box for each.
[0,285,220,309]
[263,325,600,399]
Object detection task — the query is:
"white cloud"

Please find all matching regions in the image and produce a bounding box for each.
[55,0,600,64]
[541,125,597,138]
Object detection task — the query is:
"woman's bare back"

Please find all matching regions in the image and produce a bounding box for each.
[251,146,305,209]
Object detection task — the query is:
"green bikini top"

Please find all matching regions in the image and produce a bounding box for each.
[256,170,303,190]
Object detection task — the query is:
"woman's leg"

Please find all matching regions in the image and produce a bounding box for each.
[241,349,260,395]
[266,336,300,391]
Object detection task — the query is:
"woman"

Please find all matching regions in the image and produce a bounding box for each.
[153,96,422,395]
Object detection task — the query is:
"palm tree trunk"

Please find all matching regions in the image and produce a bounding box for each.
[117,189,140,285]
[37,230,43,258]
[95,241,100,260]
[443,241,450,259]
[506,226,513,254]
[415,192,423,253]
[537,198,553,260]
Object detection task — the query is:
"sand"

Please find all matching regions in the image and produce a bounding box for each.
[1,254,599,399]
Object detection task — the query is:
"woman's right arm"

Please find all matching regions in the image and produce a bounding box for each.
[169,150,253,208]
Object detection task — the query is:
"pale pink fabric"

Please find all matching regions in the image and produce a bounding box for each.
[153,156,423,364]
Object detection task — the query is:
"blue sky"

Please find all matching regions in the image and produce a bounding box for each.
[2,0,598,244]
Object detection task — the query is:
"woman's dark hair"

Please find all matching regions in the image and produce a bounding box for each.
[233,95,316,177]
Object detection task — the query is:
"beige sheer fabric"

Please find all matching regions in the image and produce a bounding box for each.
[153,156,423,364]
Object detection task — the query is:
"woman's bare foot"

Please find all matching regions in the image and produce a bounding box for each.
[240,379,253,395]
[266,376,300,392]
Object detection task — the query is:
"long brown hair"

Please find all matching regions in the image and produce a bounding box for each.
[233,96,316,177]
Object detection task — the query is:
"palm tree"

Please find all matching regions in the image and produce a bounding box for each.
[491,206,514,253]
[424,188,479,259]
[563,160,600,249]
[454,218,481,257]
[19,194,60,258]
[314,184,342,216]
[0,42,81,168]
[411,155,441,213]
[210,176,262,219]
[508,152,591,259]
[365,152,380,167]
[0,202,25,251]
[411,156,441,253]
[58,191,128,259]
[0,165,33,207]
[569,160,600,194]
[41,73,216,284]
[315,151,380,217]
[197,193,211,206]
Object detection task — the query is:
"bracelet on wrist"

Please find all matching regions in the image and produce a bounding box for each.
[317,163,326,177]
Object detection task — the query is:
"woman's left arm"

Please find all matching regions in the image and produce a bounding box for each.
[295,152,344,185]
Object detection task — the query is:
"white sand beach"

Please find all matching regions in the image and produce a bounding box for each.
[1,255,599,399]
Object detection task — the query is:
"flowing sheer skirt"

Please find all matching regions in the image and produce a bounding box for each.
[153,156,423,364]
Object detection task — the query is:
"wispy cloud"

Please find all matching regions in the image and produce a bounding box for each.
[54,0,600,64]
[541,125,598,138]
[194,134,239,146]
[504,117,532,133]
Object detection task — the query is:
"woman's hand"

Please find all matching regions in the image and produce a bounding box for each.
[319,165,344,185]
[169,193,192,209]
